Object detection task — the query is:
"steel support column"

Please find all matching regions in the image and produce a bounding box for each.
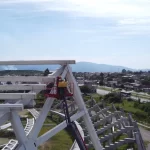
[66,65,103,150]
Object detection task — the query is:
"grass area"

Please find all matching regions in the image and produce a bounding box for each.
[114,100,143,114]
[83,93,103,103]
[98,86,111,91]
[38,117,73,150]
[91,93,102,102]
[144,141,150,148]
[38,118,56,132]
[18,109,28,116]
[132,92,150,100]
[95,92,150,125]
[0,138,9,145]
[38,126,54,137]
[114,100,150,125]
[115,134,128,141]
[38,128,73,150]
[117,144,137,150]
[91,93,100,97]
[21,120,27,127]
[84,92,149,149]
[98,86,120,94]
[44,118,56,124]
[26,112,33,118]
[115,134,137,150]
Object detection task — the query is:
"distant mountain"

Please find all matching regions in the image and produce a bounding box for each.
[71,62,135,72]
[0,61,146,72]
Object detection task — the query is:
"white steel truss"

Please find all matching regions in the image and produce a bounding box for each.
[0,76,55,83]
[0,60,103,150]
[27,109,39,120]
[0,84,46,91]
[2,139,18,150]
[0,93,36,100]
[0,60,75,65]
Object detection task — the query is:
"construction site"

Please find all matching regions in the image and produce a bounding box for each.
[0,60,146,150]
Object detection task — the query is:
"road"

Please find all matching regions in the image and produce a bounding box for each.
[139,127,150,150]
[97,89,150,102]
[131,96,150,103]
[97,89,110,95]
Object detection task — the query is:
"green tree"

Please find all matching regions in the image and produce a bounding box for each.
[138,98,141,104]
[122,78,134,83]
[43,68,50,76]
[141,79,150,85]
[127,70,132,73]
[80,85,91,93]
[104,93,121,103]
[107,77,113,81]
[120,84,124,89]
[99,72,104,85]
[122,69,126,74]
[99,80,104,86]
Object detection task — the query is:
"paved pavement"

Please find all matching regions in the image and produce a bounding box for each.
[97,89,110,95]
[131,96,150,103]
[97,89,150,102]
[139,127,150,150]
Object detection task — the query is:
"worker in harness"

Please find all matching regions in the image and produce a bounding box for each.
[57,77,87,150]
[58,77,68,99]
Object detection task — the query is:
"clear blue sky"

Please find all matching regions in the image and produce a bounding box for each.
[0,0,150,69]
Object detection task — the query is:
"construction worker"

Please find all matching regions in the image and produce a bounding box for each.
[57,77,68,99]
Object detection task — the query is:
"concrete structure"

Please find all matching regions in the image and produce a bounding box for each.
[2,117,35,149]
[0,60,145,150]
[0,123,11,130]
[0,84,46,91]
[2,139,18,150]
[51,97,146,150]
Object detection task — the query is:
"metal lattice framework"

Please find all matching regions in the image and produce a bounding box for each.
[84,99,145,150]
[0,60,102,150]
[50,96,146,150]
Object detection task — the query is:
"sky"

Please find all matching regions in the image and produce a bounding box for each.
[0,0,150,69]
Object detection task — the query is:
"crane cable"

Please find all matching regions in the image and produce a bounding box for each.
[61,96,88,150]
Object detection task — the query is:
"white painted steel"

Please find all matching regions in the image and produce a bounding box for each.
[27,109,39,120]
[0,144,6,148]
[0,60,75,65]
[24,118,34,136]
[3,118,35,150]
[0,93,36,100]
[61,66,69,79]
[70,121,84,150]
[0,104,23,111]
[36,110,85,146]
[0,62,103,150]
[0,112,11,127]
[0,123,11,130]
[50,110,65,117]
[2,139,18,150]
[10,111,28,146]
[29,98,54,139]
[66,65,103,150]
[50,110,84,150]
[28,66,64,141]
[0,84,46,91]
[0,76,55,83]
